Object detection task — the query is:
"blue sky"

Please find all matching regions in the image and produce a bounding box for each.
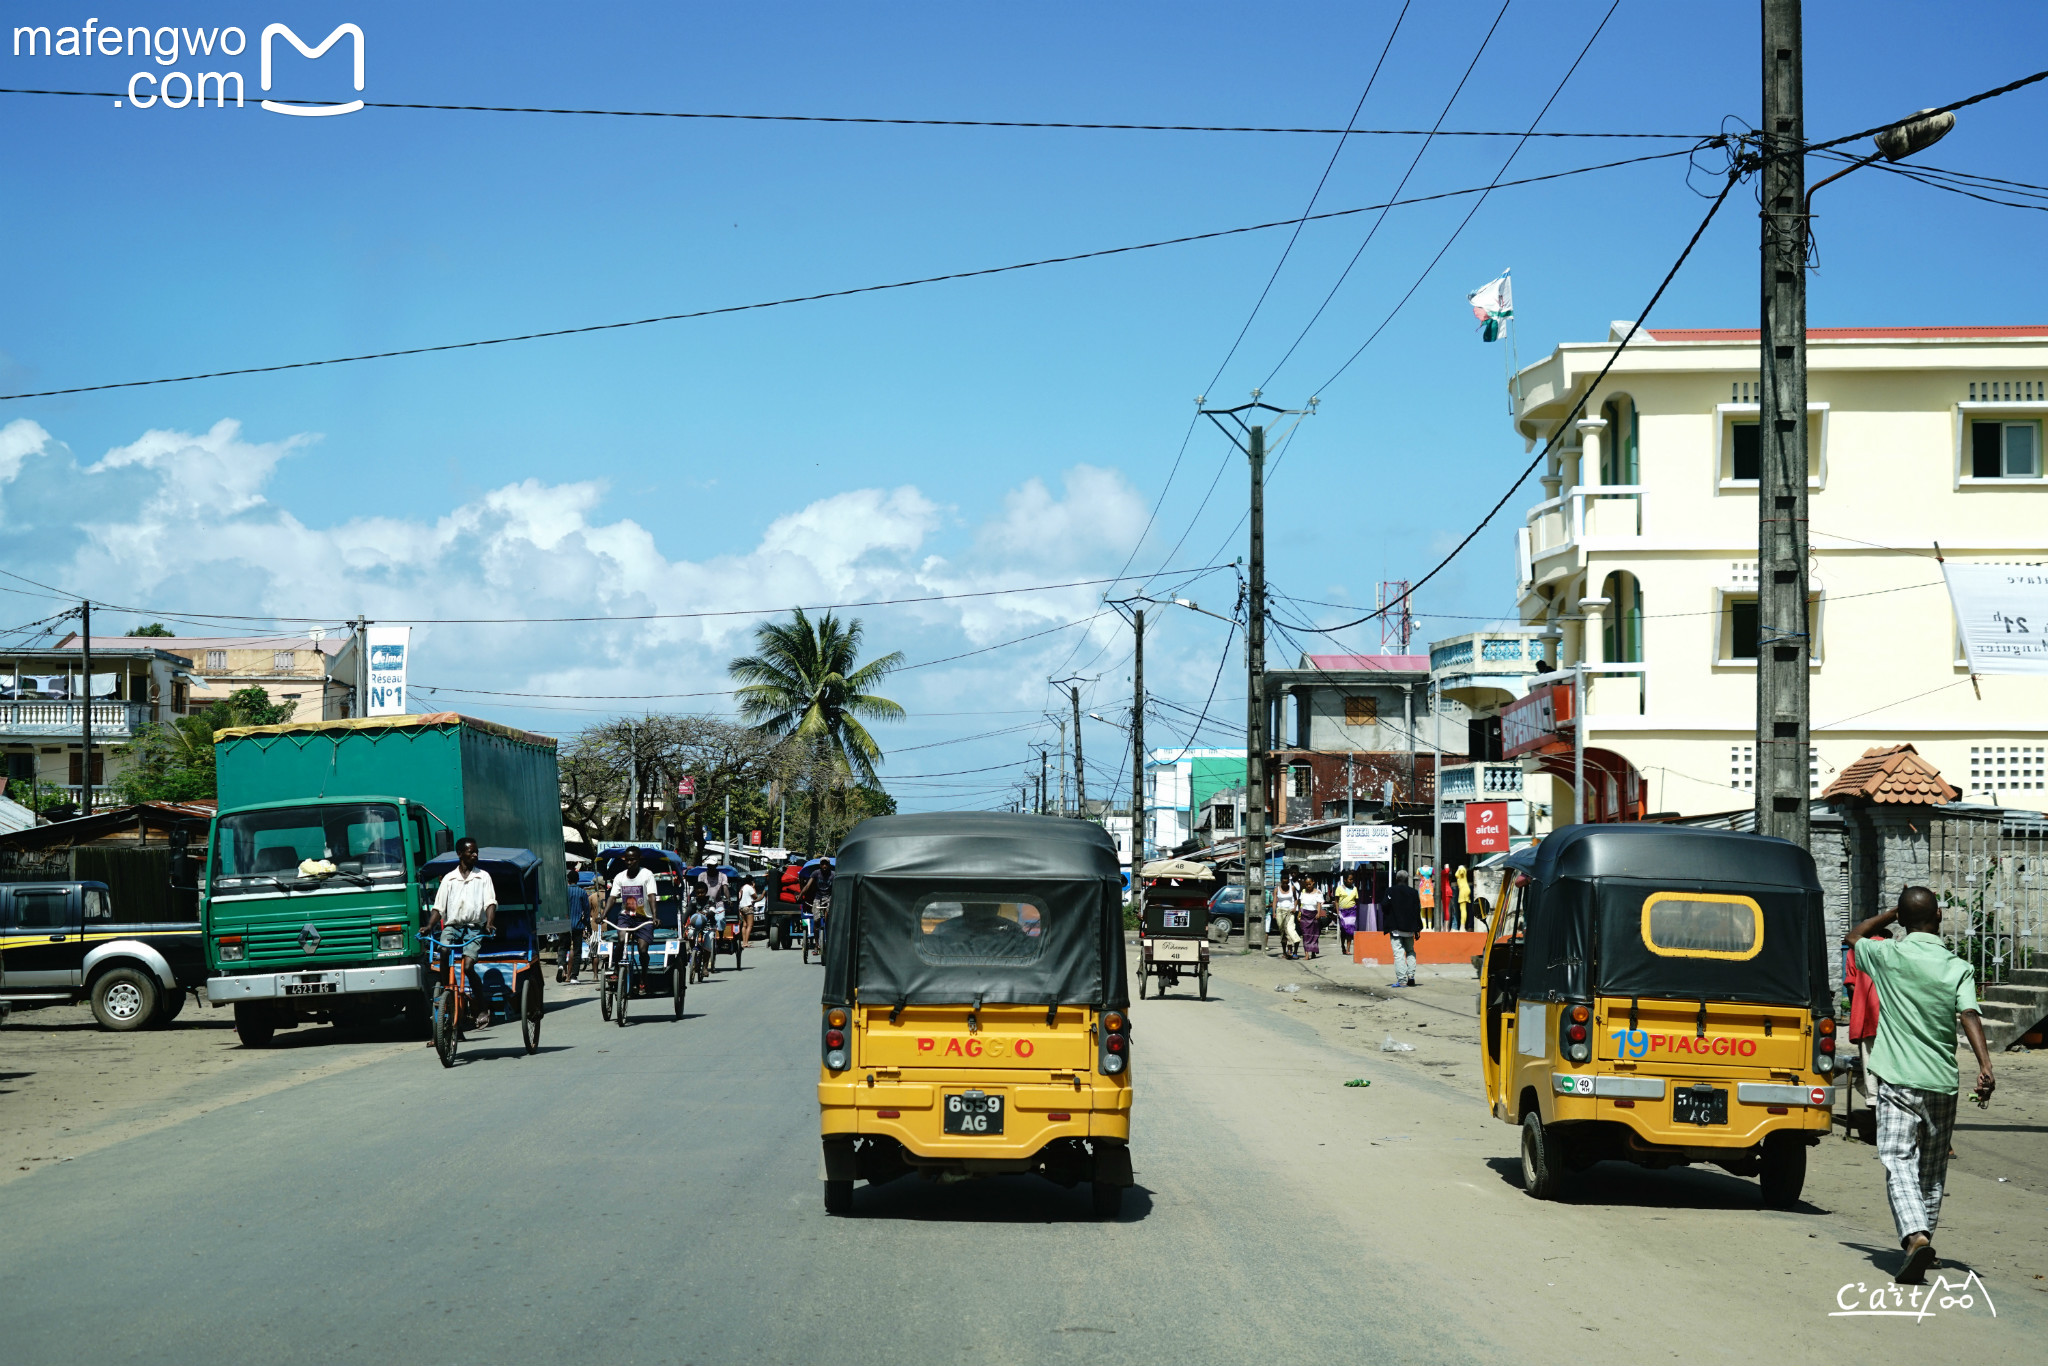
[4,1,2045,810]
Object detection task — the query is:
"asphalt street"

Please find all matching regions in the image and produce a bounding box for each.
[1,946,2040,1365]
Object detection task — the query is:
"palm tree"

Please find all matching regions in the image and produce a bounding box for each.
[729,608,904,852]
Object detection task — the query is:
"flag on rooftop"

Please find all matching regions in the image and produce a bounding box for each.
[1468,271,1512,342]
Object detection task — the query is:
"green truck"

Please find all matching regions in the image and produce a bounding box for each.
[197,714,567,1045]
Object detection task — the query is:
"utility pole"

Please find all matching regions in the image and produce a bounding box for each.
[1131,608,1145,870]
[1430,678,1442,926]
[1055,717,1068,816]
[1051,676,1088,819]
[80,599,93,814]
[626,721,640,842]
[1756,0,1810,849]
[1346,751,1355,824]
[1037,746,1049,815]
[1245,421,1269,951]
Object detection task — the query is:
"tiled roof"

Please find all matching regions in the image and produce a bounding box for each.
[1644,326,2048,343]
[1821,744,1959,806]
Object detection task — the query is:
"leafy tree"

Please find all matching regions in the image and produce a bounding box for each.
[114,686,300,803]
[124,623,174,637]
[729,609,904,853]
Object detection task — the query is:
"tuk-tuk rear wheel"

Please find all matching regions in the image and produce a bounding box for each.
[823,1179,853,1216]
[1137,970,1149,1000]
[1090,1181,1122,1219]
[1519,1111,1564,1200]
[1759,1132,1807,1208]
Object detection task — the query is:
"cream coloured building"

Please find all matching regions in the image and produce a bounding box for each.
[1507,323,2048,819]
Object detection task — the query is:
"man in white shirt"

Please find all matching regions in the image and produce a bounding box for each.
[608,846,662,974]
[427,838,497,1028]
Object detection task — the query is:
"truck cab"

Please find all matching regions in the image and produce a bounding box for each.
[201,796,454,1045]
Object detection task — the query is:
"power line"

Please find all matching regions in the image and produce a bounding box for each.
[0,147,1699,403]
[1802,67,2048,156]
[0,85,1713,139]
[1258,0,1514,388]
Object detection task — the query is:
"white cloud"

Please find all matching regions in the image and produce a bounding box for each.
[6,417,1173,735]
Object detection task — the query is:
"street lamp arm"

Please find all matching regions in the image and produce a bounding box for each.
[1803,109,1955,213]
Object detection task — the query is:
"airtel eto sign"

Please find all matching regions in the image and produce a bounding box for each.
[1465,802,1511,853]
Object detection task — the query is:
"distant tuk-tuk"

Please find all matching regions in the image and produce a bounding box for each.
[816,814,1133,1218]
[1135,859,1215,999]
[1479,825,1840,1206]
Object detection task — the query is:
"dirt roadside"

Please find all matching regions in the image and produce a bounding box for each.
[1138,934,2047,1356]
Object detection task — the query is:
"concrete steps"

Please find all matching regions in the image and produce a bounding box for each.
[1973,967,2048,1051]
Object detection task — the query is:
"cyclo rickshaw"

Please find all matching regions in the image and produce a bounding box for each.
[685,865,747,971]
[1478,825,1840,1206]
[419,846,547,1062]
[592,846,689,1026]
[816,813,1134,1219]
[1134,859,1214,1000]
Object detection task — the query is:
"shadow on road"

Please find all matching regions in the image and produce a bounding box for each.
[1482,1155,1826,1213]
[849,1176,1155,1224]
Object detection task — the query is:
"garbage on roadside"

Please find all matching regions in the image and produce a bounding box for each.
[1381,1036,1415,1052]
[1343,1078,1370,1088]
[1276,983,1300,993]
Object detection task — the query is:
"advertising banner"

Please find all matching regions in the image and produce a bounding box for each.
[1945,563,2048,674]
[1339,823,1396,864]
[364,626,410,716]
[1465,801,1511,853]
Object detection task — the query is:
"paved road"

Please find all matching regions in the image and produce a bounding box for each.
[2,947,2040,1364]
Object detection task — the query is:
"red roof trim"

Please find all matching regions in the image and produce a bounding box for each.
[1644,326,2048,342]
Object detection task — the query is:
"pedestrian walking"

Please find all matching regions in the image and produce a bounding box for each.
[559,867,591,984]
[1333,872,1359,956]
[1277,876,1302,959]
[1383,870,1423,987]
[1844,923,1888,1106]
[1842,886,1996,1284]
[1299,877,1324,959]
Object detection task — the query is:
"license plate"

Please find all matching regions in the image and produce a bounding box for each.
[283,976,340,997]
[1154,939,1201,963]
[943,1092,1005,1135]
[1673,1085,1727,1126]
[1164,909,1191,929]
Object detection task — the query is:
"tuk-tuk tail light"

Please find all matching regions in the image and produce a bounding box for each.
[826,1029,845,1049]
[876,1109,900,1119]
[1818,1016,1836,1036]
[1049,1112,1071,1122]
[1819,1036,1835,1054]
[828,1008,849,1029]
[1569,1005,1590,1024]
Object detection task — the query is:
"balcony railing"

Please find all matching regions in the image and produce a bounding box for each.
[0,700,153,737]
[1524,484,1644,577]
[1437,762,1524,800]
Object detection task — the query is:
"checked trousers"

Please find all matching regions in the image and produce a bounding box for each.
[1873,1076,1958,1246]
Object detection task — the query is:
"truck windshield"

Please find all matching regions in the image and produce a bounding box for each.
[214,804,407,885]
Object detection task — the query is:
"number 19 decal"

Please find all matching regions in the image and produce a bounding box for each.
[1609,1029,1649,1059]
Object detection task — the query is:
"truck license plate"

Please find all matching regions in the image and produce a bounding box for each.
[283,976,340,997]
[944,1092,1004,1135]
[1673,1085,1727,1126]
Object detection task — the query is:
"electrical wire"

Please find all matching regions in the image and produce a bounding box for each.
[0,85,1714,139]
[0,147,1698,403]
[1803,68,2048,156]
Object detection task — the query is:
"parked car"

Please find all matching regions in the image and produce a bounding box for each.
[0,880,206,1030]
[1206,883,1246,937]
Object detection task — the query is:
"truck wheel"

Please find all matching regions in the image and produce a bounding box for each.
[233,1003,276,1048]
[1759,1132,1807,1208]
[1519,1111,1565,1201]
[823,1180,853,1216]
[90,966,159,1032]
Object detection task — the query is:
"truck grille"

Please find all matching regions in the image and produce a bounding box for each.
[246,926,378,963]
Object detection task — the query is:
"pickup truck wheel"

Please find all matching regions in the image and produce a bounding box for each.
[90,966,159,1032]
[233,1003,276,1048]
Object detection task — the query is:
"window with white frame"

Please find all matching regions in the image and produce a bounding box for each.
[205,649,226,671]
[1969,744,2046,793]
[1968,418,2041,479]
[273,650,296,671]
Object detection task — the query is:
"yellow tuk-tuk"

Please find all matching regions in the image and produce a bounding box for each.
[1479,825,1841,1206]
[816,813,1134,1217]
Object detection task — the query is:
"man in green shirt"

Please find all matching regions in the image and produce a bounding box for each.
[1843,886,1996,1285]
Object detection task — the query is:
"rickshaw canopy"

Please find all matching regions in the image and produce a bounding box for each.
[1141,858,1212,880]
[1517,825,1827,1010]
[823,813,1127,1011]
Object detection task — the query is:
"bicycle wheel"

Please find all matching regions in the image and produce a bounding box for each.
[672,960,686,1019]
[432,984,458,1068]
[599,970,614,1021]
[520,977,541,1054]
[616,961,630,1027]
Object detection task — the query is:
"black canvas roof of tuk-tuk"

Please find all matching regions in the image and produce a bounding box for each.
[823,813,1128,1010]
[1518,825,1827,1009]
[421,847,542,908]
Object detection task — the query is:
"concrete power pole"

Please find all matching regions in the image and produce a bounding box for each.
[1070,683,1085,819]
[1756,0,1811,850]
[1244,422,1269,951]
[80,598,93,814]
[1130,608,1145,872]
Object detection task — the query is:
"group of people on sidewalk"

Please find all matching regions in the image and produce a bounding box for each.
[1269,869,1426,986]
